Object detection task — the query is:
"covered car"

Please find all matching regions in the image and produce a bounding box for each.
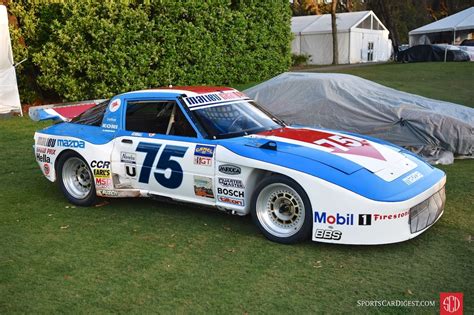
[244,72,474,164]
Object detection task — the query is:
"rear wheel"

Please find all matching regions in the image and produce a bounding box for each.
[57,152,97,206]
[251,175,312,244]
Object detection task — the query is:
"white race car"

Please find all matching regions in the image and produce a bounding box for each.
[32,87,446,244]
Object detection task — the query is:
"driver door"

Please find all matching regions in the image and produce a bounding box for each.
[111,99,216,205]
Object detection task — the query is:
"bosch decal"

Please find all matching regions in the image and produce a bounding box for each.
[218,178,245,188]
[314,212,354,225]
[218,164,241,175]
[217,188,244,198]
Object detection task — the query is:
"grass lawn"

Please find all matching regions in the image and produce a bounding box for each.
[1,63,473,313]
[297,62,474,107]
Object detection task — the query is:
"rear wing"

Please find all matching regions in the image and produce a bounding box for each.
[29,99,106,122]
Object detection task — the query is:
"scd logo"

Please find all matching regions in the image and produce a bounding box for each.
[440,293,463,315]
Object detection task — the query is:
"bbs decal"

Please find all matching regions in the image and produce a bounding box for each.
[135,142,188,189]
[314,229,342,240]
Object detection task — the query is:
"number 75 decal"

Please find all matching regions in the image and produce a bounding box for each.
[136,142,188,189]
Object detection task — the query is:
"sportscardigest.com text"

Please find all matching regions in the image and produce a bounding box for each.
[357,300,436,307]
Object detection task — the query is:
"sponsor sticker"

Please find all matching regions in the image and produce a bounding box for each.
[194,145,214,157]
[183,91,248,108]
[217,187,244,198]
[57,139,85,149]
[102,123,118,130]
[109,99,121,112]
[194,156,212,167]
[440,293,463,315]
[98,190,118,197]
[125,165,137,178]
[120,152,136,164]
[218,164,241,175]
[193,176,214,199]
[218,195,244,207]
[90,160,110,169]
[314,212,354,225]
[95,177,112,188]
[37,137,56,147]
[36,153,51,163]
[94,169,110,178]
[358,211,409,225]
[43,163,50,176]
[218,178,245,188]
[314,229,342,240]
[403,171,424,185]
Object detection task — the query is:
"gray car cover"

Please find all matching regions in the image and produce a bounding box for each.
[244,72,474,164]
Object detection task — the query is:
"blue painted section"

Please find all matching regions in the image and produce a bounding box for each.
[35,108,62,122]
[218,136,445,202]
[39,123,115,145]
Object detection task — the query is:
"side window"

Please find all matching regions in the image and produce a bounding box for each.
[126,101,197,137]
[71,100,109,126]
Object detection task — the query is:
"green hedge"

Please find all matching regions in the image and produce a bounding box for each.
[8,1,292,103]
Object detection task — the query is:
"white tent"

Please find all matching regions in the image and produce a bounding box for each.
[409,7,474,46]
[0,5,22,115]
[291,11,392,65]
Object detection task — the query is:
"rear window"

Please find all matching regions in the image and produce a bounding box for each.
[71,100,109,126]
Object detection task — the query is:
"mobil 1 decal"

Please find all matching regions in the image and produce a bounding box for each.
[135,142,188,189]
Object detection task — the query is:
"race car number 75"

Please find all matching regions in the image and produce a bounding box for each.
[136,142,188,189]
[314,135,363,152]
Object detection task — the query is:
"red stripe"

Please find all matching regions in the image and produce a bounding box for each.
[259,127,386,161]
[53,103,96,119]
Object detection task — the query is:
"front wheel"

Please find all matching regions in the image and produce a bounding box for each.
[57,151,97,206]
[251,175,312,244]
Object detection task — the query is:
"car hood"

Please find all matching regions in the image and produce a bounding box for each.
[221,127,416,181]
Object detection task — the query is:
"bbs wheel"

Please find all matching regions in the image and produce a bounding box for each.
[251,175,312,244]
[57,151,97,206]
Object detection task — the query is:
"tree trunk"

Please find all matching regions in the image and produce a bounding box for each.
[331,1,338,65]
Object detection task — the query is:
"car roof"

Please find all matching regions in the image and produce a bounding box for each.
[119,86,236,99]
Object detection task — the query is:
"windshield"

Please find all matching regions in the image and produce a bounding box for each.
[189,100,284,139]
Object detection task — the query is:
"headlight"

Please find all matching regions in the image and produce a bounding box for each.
[410,186,445,233]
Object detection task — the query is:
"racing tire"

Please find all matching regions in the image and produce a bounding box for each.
[57,151,97,207]
[251,175,312,244]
